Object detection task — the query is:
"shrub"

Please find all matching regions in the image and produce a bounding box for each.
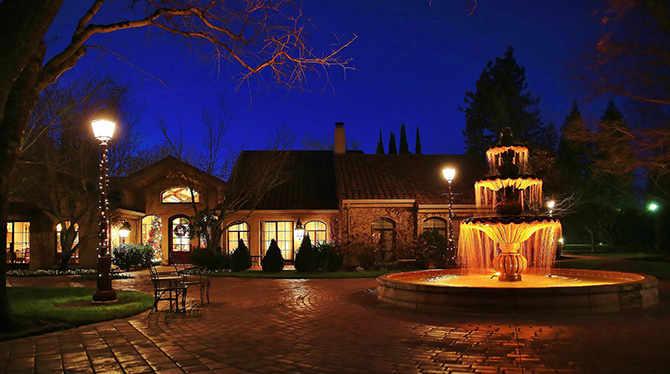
[340,242,378,270]
[112,243,153,271]
[295,235,317,272]
[415,230,449,269]
[262,239,284,272]
[189,247,231,271]
[314,242,344,271]
[231,239,252,271]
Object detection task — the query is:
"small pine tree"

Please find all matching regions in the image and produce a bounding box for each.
[415,126,422,154]
[262,239,284,272]
[295,234,317,272]
[388,132,398,154]
[231,239,252,271]
[399,124,410,154]
[375,130,385,154]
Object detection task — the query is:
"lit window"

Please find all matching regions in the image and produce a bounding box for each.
[171,217,190,252]
[6,222,30,264]
[372,218,395,250]
[304,220,327,245]
[142,215,162,263]
[261,221,293,260]
[227,222,250,254]
[423,217,447,238]
[56,221,79,263]
[161,187,200,203]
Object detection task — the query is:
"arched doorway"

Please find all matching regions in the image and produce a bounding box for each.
[169,215,192,264]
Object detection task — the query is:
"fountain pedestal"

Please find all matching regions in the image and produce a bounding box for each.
[492,243,527,281]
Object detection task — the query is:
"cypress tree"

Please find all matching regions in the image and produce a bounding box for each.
[388,132,398,154]
[295,234,317,272]
[231,238,252,271]
[375,130,385,154]
[415,126,422,154]
[399,124,410,154]
[261,239,284,272]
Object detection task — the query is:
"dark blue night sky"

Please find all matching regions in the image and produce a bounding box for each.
[48,0,606,155]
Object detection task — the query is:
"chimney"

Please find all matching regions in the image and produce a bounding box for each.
[334,122,346,154]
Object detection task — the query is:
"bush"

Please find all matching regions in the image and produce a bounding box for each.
[231,239,252,271]
[262,239,284,272]
[314,242,344,271]
[415,230,450,269]
[295,235,317,272]
[189,247,231,271]
[112,243,153,271]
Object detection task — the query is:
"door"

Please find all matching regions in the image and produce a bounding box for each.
[168,216,192,264]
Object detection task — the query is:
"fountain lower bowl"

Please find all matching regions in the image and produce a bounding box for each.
[377,269,658,314]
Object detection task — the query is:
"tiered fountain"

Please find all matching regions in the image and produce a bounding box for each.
[377,129,658,313]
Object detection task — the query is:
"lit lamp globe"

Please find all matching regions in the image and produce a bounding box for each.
[295,218,305,242]
[547,200,556,209]
[442,167,456,183]
[91,118,116,143]
[119,222,131,240]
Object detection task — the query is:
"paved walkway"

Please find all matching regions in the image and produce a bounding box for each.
[3,270,669,374]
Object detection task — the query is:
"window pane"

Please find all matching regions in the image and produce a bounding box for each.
[227,222,250,254]
[7,222,30,264]
[305,220,327,245]
[261,221,293,260]
[172,217,190,252]
[142,215,163,262]
[162,187,200,203]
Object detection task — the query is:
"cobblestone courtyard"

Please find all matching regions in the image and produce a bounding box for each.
[4,272,669,374]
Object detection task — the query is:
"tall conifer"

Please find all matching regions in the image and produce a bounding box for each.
[375,130,385,154]
[399,124,410,154]
[388,132,398,154]
[415,127,422,154]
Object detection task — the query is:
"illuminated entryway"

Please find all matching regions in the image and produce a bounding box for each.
[142,215,163,263]
[6,221,30,264]
[169,216,191,264]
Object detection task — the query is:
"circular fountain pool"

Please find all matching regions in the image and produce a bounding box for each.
[377,269,658,314]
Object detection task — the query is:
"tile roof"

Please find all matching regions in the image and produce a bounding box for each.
[233,150,338,210]
[335,154,483,204]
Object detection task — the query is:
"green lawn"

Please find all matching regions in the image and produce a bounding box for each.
[207,270,400,279]
[2,287,153,341]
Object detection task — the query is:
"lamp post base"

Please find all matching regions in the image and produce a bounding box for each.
[92,290,118,303]
[93,253,117,303]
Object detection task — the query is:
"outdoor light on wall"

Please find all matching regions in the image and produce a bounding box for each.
[295,218,305,242]
[119,221,131,242]
[92,111,117,303]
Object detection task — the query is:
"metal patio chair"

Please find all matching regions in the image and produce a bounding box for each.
[170,254,210,305]
[148,264,187,315]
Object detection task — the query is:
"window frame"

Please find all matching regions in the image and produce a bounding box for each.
[260,221,294,260]
[6,221,30,264]
[422,217,448,238]
[304,220,328,245]
[371,217,396,250]
[161,186,200,204]
[226,221,250,254]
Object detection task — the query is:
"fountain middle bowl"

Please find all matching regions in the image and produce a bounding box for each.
[377,268,658,314]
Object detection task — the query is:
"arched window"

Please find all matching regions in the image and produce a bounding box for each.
[161,187,200,203]
[304,220,327,245]
[372,218,395,249]
[227,221,250,254]
[423,217,447,238]
[141,215,162,263]
[56,221,79,263]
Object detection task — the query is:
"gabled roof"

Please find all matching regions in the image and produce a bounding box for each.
[335,154,482,204]
[120,156,225,188]
[231,150,338,210]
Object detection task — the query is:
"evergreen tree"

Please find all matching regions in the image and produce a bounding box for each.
[399,124,410,154]
[261,239,284,272]
[231,238,252,271]
[388,132,398,154]
[415,126,422,154]
[294,234,317,272]
[375,130,385,154]
[460,46,546,157]
[557,102,591,184]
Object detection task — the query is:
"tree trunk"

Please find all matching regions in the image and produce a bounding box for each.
[0,43,46,332]
[58,253,73,272]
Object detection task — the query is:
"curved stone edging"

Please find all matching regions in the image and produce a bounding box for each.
[377,269,659,314]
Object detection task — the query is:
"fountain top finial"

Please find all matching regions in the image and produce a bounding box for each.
[498,127,515,146]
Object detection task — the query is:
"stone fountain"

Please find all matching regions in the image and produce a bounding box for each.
[377,129,658,313]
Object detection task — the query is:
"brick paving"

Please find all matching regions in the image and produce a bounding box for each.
[3,271,670,374]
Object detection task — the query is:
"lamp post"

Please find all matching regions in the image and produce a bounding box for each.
[91,115,117,303]
[119,221,131,243]
[442,167,456,266]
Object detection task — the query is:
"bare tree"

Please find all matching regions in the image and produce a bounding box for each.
[301,133,361,151]
[13,77,141,271]
[0,0,353,328]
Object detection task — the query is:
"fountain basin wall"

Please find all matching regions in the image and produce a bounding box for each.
[377,269,658,314]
